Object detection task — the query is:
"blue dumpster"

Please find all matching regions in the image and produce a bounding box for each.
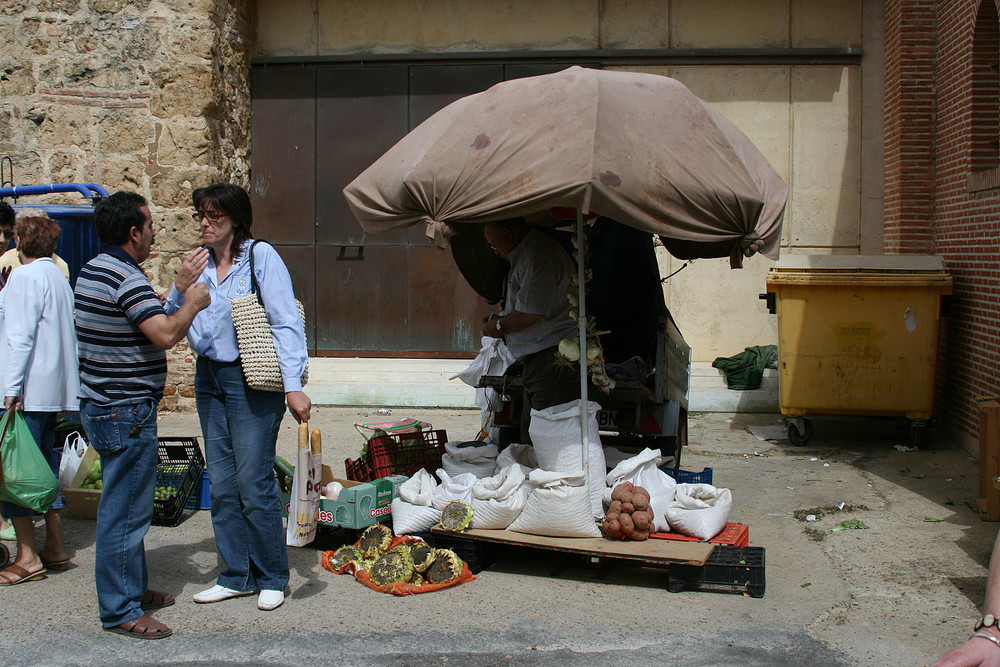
[0,183,107,287]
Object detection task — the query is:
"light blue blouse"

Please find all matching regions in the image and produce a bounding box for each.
[165,239,308,392]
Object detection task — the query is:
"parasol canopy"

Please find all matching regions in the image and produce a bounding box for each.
[343,66,787,275]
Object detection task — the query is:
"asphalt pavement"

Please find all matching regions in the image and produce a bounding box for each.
[0,407,993,666]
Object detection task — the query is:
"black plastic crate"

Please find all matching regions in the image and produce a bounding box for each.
[153,437,204,527]
[412,531,494,574]
[668,545,765,597]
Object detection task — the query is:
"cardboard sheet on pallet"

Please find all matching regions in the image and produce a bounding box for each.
[435,528,714,566]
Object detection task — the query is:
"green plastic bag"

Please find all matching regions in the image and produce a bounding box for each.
[0,409,59,513]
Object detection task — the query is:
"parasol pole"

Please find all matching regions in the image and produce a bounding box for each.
[576,205,590,482]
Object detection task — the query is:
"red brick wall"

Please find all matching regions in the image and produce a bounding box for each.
[885,0,1000,444]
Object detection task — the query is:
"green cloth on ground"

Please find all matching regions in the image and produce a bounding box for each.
[712,345,778,391]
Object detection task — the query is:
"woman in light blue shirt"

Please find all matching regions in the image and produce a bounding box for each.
[165,183,310,612]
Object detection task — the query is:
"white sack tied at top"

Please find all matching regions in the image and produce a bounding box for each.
[528,399,607,520]
[390,468,442,535]
[604,448,676,533]
[431,468,478,509]
[441,440,499,479]
[399,468,437,506]
[664,483,733,541]
[470,464,528,529]
[507,469,601,538]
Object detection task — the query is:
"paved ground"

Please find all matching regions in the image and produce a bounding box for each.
[0,407,993,666]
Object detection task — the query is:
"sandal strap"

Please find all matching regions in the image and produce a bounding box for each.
[121,614,170,635]
[0,563,40,582]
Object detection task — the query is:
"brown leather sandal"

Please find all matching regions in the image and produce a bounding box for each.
[104,614,173,640]
[0,563,47,586]
[140,589,176,611]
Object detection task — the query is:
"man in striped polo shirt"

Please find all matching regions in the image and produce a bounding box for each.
[75,191,210,640]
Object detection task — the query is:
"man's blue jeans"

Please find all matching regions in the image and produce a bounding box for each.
[81,398,158,628]
[196,357,288,593]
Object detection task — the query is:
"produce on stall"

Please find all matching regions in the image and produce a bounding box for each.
[438,500,474,532]
[602,483,654,541]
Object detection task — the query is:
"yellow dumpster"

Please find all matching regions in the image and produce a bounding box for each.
[763,255,952,445]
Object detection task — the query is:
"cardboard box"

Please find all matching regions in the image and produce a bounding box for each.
[280,465,408,529]
[978,396,1000,521]
[62,446,102,520]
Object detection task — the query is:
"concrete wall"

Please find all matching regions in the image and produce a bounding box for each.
[253,0,883,365]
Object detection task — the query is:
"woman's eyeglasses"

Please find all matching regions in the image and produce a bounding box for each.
[192,210,226,223]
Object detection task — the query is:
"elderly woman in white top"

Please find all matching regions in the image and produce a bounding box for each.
[0,209,80,585]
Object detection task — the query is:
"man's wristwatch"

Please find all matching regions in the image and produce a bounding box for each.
[495,317,506,334]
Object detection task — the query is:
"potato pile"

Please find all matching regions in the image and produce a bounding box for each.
[602,482,653,541]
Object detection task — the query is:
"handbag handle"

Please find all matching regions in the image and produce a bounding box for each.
[246,239,265,308]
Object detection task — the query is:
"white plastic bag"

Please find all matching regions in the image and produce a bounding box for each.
[390,498,442,535]
[529,400,607,519]
[58,431,87,489]
[470,464,528,529]
[496,443,538,476]
[286,427,321,547]
[507,469,601,538]
[450,336,517,386]
[605,448,676,533]
[450,336,517,413]
[665,483,733,541]
[398,468,437,506]
[441,441,499,479]
[431,468,477,509]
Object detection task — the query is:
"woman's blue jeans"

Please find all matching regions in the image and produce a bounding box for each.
[80,398,158,628]
[1,410,61,518]
[195,357,289,592]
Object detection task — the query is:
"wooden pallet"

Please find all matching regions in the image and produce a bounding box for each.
[432,527,714,567]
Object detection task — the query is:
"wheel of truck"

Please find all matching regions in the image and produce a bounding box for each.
[787,418,813,446]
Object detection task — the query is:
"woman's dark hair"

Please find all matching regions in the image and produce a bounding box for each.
[0,201,14,230]
[94,191,148,246]
[14,209,61,259]
[192,183,252,259]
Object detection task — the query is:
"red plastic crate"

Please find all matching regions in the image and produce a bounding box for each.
[649,522,749,547]
[344,429,448,482]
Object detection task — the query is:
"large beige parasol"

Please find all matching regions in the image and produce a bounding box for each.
[344,66,786,274]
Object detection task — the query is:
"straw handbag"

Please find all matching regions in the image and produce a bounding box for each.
[230,240,309,392]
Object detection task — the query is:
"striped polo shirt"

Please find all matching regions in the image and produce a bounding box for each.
[75,246,167,404]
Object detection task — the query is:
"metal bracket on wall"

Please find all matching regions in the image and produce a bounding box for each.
[337,246,365,261]
[0,156,13,189]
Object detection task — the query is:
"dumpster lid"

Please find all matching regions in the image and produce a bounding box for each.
[773,254,946,272]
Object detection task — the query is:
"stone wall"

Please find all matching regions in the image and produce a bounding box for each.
[0,0,251,410]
